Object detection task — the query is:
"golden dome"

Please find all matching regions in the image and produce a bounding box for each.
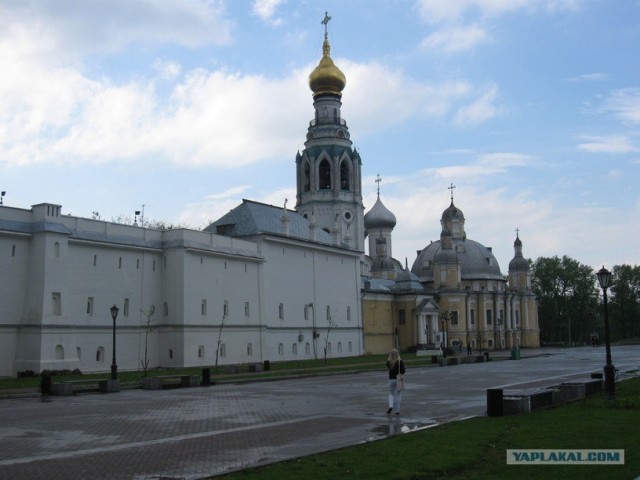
[308,36,346,98]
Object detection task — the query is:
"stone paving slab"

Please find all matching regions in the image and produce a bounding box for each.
[0,346,638,479]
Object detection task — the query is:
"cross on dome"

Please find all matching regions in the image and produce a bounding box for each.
[321,11,331,38]
[448,182,456,202]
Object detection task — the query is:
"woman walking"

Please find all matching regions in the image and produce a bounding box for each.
[386,348,405,415]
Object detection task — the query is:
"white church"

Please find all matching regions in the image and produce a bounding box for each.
[0,17,539,378]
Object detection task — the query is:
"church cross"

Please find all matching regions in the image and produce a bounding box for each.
[375,173,382,195]
[321,11,331,37]
[448,182,456,202]
[515,227,520,237]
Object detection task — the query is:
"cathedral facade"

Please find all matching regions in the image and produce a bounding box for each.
[0,17,539,377]
[361,190,540,354]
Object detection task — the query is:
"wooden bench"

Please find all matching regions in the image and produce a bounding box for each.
[438,356,461,366]
[52,378,114,395]
[495,378,603,416]
[227,363,265,374]
[248,363,263,373]
[141,375,199,390]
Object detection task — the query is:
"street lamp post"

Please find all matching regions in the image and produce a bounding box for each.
[110,304,119,380]
[596,266,615,399]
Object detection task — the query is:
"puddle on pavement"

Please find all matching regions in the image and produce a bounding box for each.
[369,421,437,438]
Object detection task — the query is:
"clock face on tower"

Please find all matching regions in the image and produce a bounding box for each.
[343,210,352,222]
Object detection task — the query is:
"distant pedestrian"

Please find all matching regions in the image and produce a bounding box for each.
[467,343,472,355]
[386,348,405,415]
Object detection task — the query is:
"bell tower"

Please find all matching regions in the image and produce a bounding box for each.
[295,12,365,252]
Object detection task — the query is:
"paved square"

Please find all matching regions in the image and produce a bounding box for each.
[0,346,638,479]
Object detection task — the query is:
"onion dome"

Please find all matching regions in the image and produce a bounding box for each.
[308,36,346,98]
[514,236,522,248]
[391,268,424,293]
[364,195,396,230]
[509,234,530,272]
[442,201,465,223]
[434,246,457,265]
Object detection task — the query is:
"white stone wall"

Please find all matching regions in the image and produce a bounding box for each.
[0,203,364,377]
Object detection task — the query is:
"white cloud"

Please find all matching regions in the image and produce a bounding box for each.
[342,60,490,135]
[0,52,497,168]
[411,150,529,181]
[599,88,640,124]
[206,186,253,201]
[478,152,532,168]
[577,135,637,154]
[153,60,182,80]
[413,0,580,24]
[453,84,499,126]
[566,72,608,83]
[0,0,232,61]
[420,25,490,53]
[252,0,287,26]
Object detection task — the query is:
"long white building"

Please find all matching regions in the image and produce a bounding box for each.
[0,200,363,377]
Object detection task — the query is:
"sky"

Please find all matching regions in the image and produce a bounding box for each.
[1,0,639,273]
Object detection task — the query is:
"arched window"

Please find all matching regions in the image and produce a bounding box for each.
[340,160,350,190]
[96,347,104,362]
[55,345,64,360]
[303,161,311,192]
[319,159,331,189]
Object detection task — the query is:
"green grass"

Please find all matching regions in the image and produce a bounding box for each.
[214,378,640,480]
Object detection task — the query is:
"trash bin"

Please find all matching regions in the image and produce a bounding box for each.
[201,368,211,385]
[487,388,503,417]
[263,360,270,371]
[510,347,521,360]
[40,370,52,400]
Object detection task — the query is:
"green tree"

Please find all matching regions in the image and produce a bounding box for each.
[531,256,599,345]
[610,264,640,340]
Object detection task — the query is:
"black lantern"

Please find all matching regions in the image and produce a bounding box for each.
[110,304,119,380]
[596,266,615,399]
